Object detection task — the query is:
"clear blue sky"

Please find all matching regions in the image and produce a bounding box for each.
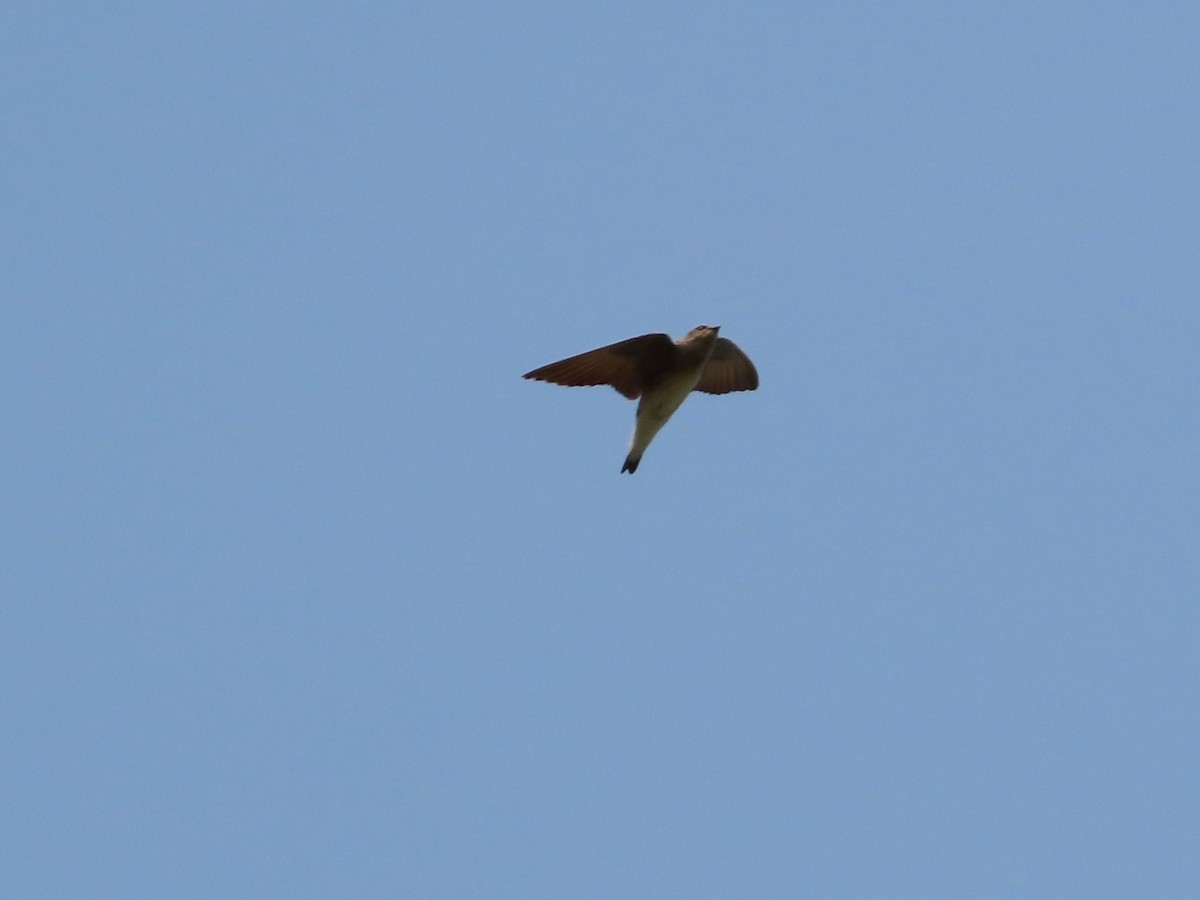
[4,3,1197,897]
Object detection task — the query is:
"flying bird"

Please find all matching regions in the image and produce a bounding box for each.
[523,325,758,473]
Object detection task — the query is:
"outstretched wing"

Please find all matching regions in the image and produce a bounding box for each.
[694,337,758,394]
[523,333,676,399]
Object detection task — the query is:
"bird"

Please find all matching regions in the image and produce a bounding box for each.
[523,325,758,473]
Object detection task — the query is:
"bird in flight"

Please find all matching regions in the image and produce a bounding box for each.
[523,325,758,473]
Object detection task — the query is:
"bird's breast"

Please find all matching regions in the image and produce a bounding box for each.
[638,371,703,423]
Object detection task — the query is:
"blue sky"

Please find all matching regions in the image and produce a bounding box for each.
[4,3,1198,896]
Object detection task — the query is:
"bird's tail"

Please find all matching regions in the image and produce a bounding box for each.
[620,452,641,474]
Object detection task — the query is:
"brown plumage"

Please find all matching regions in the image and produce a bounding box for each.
[523,325,758,472]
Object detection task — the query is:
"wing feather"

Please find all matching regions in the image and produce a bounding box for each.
[694,337,758,394]
[523,333,675,399]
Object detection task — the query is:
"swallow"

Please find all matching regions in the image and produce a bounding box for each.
[523,325,758,472]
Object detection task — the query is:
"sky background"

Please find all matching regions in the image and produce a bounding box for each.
[4,3,1198,897]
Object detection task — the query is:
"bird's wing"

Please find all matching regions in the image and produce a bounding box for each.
[522,333,676,400]
[694,337,759,394]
